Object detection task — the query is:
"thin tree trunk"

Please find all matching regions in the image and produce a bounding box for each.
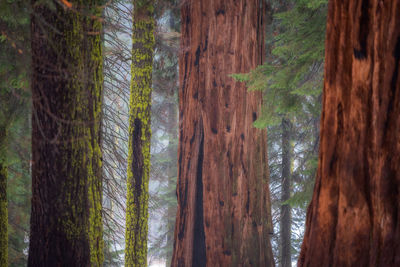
[172,1,274,266]
[0,126,7,267]
[299,0,400,266]
[280,118,291,267]
[29,1,104,266]
[166,102,177,267]
[125,1,154,266]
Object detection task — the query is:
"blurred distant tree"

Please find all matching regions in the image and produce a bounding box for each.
[0,0,30,266]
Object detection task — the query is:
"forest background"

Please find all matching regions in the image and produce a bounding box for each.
[0,0,326,266]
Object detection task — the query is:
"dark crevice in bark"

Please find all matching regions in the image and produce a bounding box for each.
[192,123,206,267]
[252,112,257,122]
[216,8,225,16]
[390,36,400,98]
[246,189,250,213]
[329,103,343,174]
[132,118,143,197]
[181,52,189,96]
[354,0,370,59]
[178,178,188,241]
[194,46,201,66]
[364,82,374,241]
[384,36,400,140]
[203,35,208,52]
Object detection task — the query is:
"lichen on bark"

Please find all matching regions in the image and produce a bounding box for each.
[125,1,155,266]
[29,1,104,266]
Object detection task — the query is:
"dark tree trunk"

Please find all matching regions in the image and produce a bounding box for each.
[280,118,291,267]
[166,102,178,267]
[29,1,104,266]
[172,1,274,266]
[299,0,400,266]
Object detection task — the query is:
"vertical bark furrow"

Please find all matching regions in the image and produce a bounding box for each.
[192,124,206,267]
[354,0,370,59]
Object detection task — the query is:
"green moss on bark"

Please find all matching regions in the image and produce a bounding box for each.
[125,1,155,266]
[29,1,104,265]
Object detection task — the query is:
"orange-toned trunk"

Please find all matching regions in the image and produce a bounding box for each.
[299,0,400,266]
[172,1,274,266]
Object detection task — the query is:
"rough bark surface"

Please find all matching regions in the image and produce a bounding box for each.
[280,118,291,267]
[125,1,154,266]
[299,0,400,266]
[29,1,104,266]
[172,1,274,266]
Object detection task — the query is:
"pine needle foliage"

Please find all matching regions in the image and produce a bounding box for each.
[233,0,328,263]
[233,0,327,127]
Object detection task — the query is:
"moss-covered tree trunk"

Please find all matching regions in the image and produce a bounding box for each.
[29,1,104,266]
[125,1,154,266]
[280,118,292,267]
[0,126,7,267]
[299,0,400,266]
[172,0,274,266]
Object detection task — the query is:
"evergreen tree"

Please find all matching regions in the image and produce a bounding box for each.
[29,1,104,265]
[125,0,155,266]
[147,6,179,265]
[0,1,30,265]
[234,0,327,264]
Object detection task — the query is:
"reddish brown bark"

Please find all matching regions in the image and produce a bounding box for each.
[172,1,274,266]
[299,0,400,266]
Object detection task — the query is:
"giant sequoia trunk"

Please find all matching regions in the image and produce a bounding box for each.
[299,0,400,266]
[280,118,291,267]
[172,1,274,266]
[29,1,104,266]
[125,1,154,266]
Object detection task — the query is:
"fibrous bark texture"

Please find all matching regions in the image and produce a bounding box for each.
[29,1,104,266]
[299,0,400,266]
[172,1,274,266]
[280,118,291,267]
[125,1,154,266]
